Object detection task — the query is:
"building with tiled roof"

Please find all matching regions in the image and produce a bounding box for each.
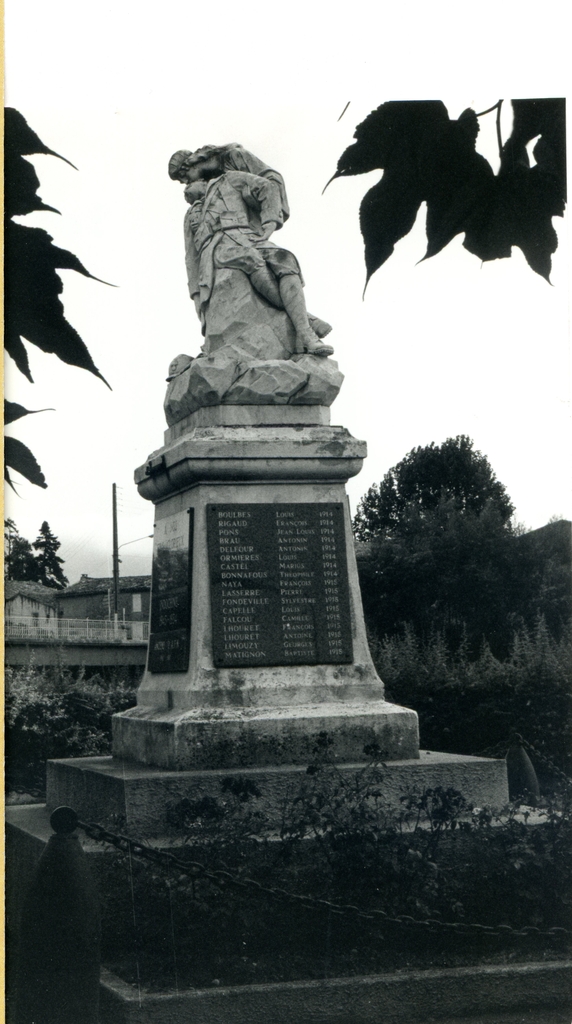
[5,580,59,619]
[56,575,151,622]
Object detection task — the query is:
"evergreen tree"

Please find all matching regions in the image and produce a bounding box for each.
[32,521,68,590]
[4,519,41,582]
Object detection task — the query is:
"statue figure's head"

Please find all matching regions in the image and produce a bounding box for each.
[168,150,193,182]
[169,145,227,183]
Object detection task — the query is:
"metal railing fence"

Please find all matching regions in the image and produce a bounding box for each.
[5,616,149,643]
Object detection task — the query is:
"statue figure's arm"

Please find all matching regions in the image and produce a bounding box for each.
[237,172,284,241]
[222,145,290,223]
[183,207,202,320]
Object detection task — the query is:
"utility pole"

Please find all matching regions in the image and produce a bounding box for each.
[112,483,119,622]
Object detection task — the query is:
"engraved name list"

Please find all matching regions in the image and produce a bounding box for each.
[207,503,353,668]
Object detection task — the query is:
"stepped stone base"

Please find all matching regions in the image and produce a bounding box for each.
[113,699,419,771]
[46,751,509,838]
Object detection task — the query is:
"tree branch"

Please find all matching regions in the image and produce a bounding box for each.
[496,99,504,157]
[475,100,503,118]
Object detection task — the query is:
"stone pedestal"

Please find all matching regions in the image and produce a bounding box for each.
[45,752,509,838]
[37,399,508,815]
[112,404,420,770]
[16,400,509,975]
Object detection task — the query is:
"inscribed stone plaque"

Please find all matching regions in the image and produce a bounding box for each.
[207,503,353,667]
[148,509,193,672]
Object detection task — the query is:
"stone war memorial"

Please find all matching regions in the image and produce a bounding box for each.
[7,130,570,1024]
[46,141,508,830]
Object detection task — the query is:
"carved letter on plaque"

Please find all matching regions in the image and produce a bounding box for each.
[207,503,353,668]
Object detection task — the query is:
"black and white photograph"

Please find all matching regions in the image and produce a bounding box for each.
[4,3,571,1022]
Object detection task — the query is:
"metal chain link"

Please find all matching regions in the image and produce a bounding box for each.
[473,735,572,790]
[77,817,570,942]
[514,734,572,790]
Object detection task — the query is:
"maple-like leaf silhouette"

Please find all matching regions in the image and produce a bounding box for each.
[4,107,76,218]
[5,221,109,383]
[329,98,566,286]
[464,99,566,280]
[4,108,110,487]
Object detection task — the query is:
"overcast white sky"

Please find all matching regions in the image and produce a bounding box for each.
[4,1,571,585]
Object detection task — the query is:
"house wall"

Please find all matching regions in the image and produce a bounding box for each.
[5,596,57,620]
[57,590,150,622]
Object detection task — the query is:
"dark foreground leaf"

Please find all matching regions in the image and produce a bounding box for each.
[421,108,494,260]
[331,98,566,284]
[4,222,109,385]
[4,436,47,490]
[360,154,423,287]
[464,98,566,280]
[4,107,111,489]
[4,401,54,424]
[4,107,76,218]
[4,107,77,165]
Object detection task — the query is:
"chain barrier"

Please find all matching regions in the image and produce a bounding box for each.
[8,730,570,942]
[515,734,572,790]
[473,735,572,790]
[76,806,570,943]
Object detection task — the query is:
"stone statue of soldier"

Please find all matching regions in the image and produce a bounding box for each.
[168,144,333,358]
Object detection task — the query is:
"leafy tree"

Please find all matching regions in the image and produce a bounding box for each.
[4,519,41,583]
[327,98,566,287]
[353,435,514,541]
[353,437,519,655]
[357,500,520,656]
[4,108,109,490]
[32,521,69,590]
[513,520,572,640]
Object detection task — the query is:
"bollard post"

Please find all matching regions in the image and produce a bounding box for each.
[15,806,101,1024]
[506,735,541,806]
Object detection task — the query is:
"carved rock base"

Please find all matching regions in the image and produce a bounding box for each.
[164,268,343,425]
[164,352,344,425]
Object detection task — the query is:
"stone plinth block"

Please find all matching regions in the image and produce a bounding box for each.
[113,701,419,771]
[123,425,422,771]
[122,477,387,721]
[164,405,331,444]
[137,425,366,501]
[125,412,423,775]
[46,751,509,838]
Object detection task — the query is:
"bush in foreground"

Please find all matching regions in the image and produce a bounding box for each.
[97,755,572,991]
[5,664,137,794]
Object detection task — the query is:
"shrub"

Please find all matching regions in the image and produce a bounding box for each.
[5,664,137,794]
[98,759,572,991]
[371,620,572,773]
